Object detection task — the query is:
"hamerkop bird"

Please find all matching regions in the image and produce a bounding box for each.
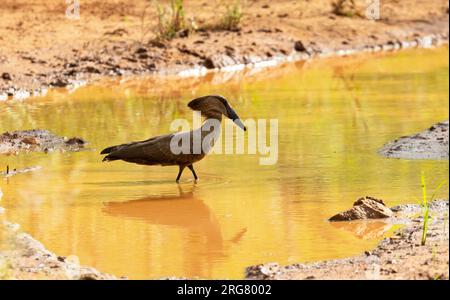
[100,95,246,182]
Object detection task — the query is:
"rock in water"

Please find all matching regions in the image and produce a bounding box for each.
[329,196,393,221]
[378,121,449,160]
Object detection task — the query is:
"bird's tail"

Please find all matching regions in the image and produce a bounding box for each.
[101,144,124,162]
[102,154,120,162]
[100,145,120,155]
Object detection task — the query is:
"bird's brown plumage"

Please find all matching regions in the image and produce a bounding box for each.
[100,95,246,182]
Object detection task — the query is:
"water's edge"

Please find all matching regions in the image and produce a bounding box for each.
[1,32,448,102]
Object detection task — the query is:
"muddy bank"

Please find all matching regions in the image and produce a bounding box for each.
[246,200,449,280]
[379,121,449,160]
[0,129,86,155]
[0,220,118,279]
[0,0,449,100]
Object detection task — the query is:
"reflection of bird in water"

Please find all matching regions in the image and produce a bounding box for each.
[102,184,247,264]
[101,95,246,182]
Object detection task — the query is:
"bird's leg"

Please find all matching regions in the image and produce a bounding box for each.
[187,164,198,181]
[176,165,185,183]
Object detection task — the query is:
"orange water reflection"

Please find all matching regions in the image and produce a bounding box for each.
[0,47,448,279]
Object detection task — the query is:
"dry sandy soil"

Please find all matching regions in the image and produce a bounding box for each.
[246,200,449,280]
[0,0,449,99]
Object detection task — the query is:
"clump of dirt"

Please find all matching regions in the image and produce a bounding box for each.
[329,196,394,221]
[379,121,449,160]
[246,200,449,280]
[0,221,119,279]
[0,129,87,155]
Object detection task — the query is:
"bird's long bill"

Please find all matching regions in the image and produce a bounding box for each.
[226,104,247,131]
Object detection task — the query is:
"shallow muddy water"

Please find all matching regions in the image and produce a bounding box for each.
[0,47,448,279]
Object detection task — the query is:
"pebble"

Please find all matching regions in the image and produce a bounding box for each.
[1,72,12,80]
[294,41,307,52]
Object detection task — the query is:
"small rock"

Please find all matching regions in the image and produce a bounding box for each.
[245,263,280,279]
[138,53,149,59]
[294,41,307,52]
[64,69,77,76]
[21,136,39,145]
[203,57,215,69]
[104,28,128,37]
[135,47,147,54]
[84,66,101,74]
[329,196,394,221]
[386,259,397,264]
[177,29,189,38]
[79,273,100,280]
[65,137,86,146]
[148,40,166,48]
[51,78,68,87]
[1,72,12,81]
[257,28,272,33]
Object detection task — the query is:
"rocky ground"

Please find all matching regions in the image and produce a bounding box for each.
[0,129,86,155]
[0,0,449,100]
[246,200,449,280]
[379,121,449,160]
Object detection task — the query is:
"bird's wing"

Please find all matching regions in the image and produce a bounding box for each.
[103,133,182,165]
[100,136,160,154]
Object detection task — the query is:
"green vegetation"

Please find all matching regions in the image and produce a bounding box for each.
[200,1,243,31]
[155,0,190,40]
[139,0,192,42]
[420,172,447,246]
[149,0,244,40]
[218,1,243,31]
